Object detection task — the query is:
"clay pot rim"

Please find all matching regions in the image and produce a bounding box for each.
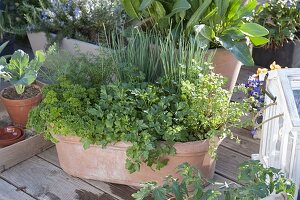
[0,127,25,147]
[0,126,23,141]
[0,84,42,102]
[55,135,221,153]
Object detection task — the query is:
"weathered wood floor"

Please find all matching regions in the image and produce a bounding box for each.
[0,66,259,200]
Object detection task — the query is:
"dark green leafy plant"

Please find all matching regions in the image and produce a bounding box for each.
[28,69,250,173]
[132,162,222,200]
[254,0,300,49]
[132,161,296,200]
[121,0,269,66]
[28,32,250,174]
[223,160,296,200]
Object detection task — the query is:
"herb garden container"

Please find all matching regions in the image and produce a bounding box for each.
[55,135,219,187]
[27,32,106,55]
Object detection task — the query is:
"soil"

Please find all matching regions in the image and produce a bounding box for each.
[2,85,40,100]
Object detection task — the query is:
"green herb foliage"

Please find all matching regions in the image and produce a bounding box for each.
[254,0,300,49]
[224,160,296,200]
[132,161,296,200]
[28,70,249,173]
[40,45,115,87]
[121,0,269,66]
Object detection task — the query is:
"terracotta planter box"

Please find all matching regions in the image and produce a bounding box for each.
[27,32,109,56]
[56,135,218,187]
[209,48,242,91]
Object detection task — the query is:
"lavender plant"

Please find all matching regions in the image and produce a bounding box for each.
[24,0,125,45]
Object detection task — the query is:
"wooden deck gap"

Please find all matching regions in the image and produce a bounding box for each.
[219,143,251,158]
[0,176,38,200]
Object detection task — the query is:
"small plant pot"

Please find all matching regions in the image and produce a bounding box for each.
[55,135,220,187]
[0,85,42,128]
[0,126,25,147]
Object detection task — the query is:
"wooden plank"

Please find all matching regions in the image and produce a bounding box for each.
[0,178,35,200]
[0,134,53,172]
[38,147,137,200]
[0,156,117,200]
[220,128,260,158]
[216,146,250,182]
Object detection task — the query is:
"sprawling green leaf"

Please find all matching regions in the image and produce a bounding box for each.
[120,0,141,18]
[152,187,167,200]
[219,36,254,66]
[249,36,269,46]
[214,0,229,18]
[240,23,269,37]
[0,41,9,55]
[166,0,191,17]
[237,0,257,19]
[186,0,212,32]
[194,24,215,40]
[139,0,154,10]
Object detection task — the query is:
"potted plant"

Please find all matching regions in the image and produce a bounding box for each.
[132,161,296,200]
[0,42,46,127]
[121,0,269,90]
[23,0,125,54]
[28,33,250,186]
[253,0,300,68]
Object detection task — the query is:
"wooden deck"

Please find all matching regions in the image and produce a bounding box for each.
[0,66,259,200]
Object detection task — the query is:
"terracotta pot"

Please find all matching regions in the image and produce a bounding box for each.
[209,48,242,91]
[0,127,25,147]
[0,85,42,128]
[56,136,219,187]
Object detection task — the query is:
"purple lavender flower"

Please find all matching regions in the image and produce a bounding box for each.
[251,129,257,135]
[73,7,81,19]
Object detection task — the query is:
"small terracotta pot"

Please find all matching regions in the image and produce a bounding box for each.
[0,85,42,128]
[56,136,220,187]
[0,126,25,147]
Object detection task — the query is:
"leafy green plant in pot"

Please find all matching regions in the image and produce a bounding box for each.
[121,0,269,90]
[0,42,46,127]
[133,161,296,200]
[27,33,251,186]
[253,0,300,68]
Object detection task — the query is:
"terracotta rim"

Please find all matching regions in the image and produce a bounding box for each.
[0,126,23,141]
[56,135,221,154]
[0,85,42,105]
[0,127,25,147]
